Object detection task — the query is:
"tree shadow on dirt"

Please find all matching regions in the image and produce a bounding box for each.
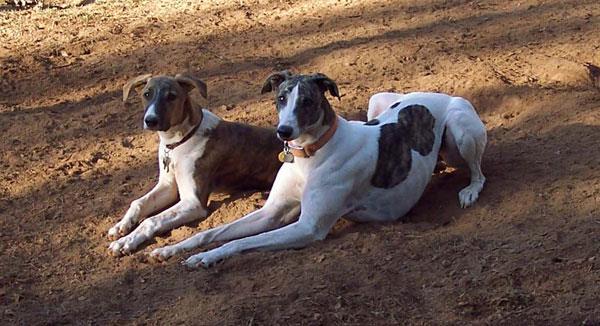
[2,0,596,108]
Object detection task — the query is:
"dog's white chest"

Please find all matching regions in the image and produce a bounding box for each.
[159,136,208,176]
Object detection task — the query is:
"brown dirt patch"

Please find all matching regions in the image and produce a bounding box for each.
[1,0,599,324]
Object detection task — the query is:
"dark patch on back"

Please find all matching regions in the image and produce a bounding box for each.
[364,119,380,126]
[371,105,436,189]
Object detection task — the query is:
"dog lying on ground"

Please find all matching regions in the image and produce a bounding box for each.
[150,71,487,268]
[108,73,282,255]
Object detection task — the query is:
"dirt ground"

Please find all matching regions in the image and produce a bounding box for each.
[1,0,599,324]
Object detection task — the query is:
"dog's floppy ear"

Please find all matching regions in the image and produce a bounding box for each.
[175,74,208,99]
[310,73,341,101]
[261,70,293,94]
[123,74,152,102]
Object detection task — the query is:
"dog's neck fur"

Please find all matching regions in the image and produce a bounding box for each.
[290,98,337,148]
[158,99,203,146]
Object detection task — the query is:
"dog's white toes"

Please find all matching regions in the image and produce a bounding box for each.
[108,241,124,256]
[183,252,216,269]
[458,187,479,208]
[182,256,203,269]
[108,220,134,239]
[150,246,179,260]
[108,226,119,239]
[118,222,133,236]
[108,235,139,256]
[122,242,133,254]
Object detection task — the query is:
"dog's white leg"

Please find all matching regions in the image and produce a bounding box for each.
[367,92,403,120]
[151,166,301,260]
[108,200,206,255]
[183,178,350,268]
[184,222,316,268]
[183,218,328,268]
[445,103,487,208]
[456,134,486,208]
[108,176,178,238]
[150,203,300,260]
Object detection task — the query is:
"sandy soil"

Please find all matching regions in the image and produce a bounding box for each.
[1,0,599,324]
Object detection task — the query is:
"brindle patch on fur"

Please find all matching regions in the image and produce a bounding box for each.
[364,119,380,126]
[371,105,436,189]
[193,120,282,207]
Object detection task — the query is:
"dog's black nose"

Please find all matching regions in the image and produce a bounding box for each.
[144,115,159,128]
[277,125,294,140]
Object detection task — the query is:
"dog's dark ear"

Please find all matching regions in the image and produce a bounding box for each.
[310,73,341,100]
[175,74,208,99]
[123,74,152,102]
[261,70,293,94]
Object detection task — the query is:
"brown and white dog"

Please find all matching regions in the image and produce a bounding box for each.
[108,73,282,255]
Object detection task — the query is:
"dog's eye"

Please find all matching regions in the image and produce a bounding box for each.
[166,93,177,101]
[143,91,151,98]
[277,95,286,103]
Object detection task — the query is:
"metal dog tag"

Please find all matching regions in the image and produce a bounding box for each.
[278,143,294,163]
[278,151,294,163]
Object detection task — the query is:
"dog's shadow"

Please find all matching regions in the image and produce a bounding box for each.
[403,167,473,224]
[207,190,268,215]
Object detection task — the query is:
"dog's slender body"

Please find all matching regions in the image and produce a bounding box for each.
[151,72,487,267]
[108,74,282,255]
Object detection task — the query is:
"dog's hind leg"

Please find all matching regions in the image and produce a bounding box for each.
[455,132,486,208]
[443,99,487,208]
[367,92,403,120]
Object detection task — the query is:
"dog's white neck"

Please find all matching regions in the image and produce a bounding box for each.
[158,116,198,146]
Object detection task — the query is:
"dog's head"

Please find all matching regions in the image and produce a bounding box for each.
[261,71,340,141]
[123,74,207,131]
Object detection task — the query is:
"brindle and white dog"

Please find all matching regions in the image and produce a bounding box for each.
[108,74,282,255]
[150,71,487,268]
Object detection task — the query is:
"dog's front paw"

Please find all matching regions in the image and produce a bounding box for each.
[108,219,134,239]
[108,233,143,256]
[149,245,182,261]
[183,251,221,269]
[108,239,126,256]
